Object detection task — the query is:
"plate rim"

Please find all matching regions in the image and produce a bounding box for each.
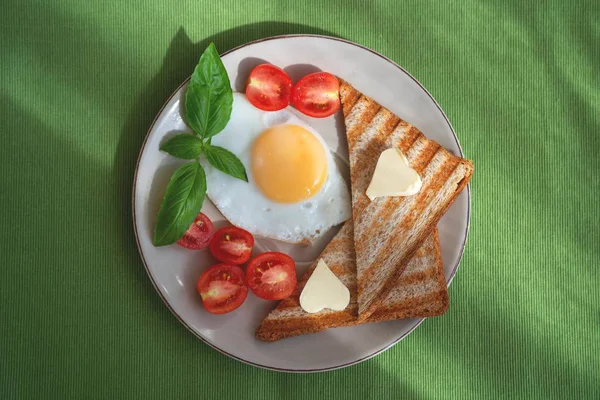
[131,33,472,373]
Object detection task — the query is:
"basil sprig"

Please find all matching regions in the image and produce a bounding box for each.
[203,145,248,182]
[185,43,233,139]
[153,163,206,246]
[159,134,203,159]
[153,43,247,247]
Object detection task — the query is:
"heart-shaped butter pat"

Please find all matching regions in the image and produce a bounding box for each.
[366,148,422,201]
[299,259,350,313]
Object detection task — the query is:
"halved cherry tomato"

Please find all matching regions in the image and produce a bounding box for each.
[245,64,293,111]
[177,213,214,250]
[291,72,340,118]
[197,264,248,314]
[246,252,297,300]
[209,226,254,265]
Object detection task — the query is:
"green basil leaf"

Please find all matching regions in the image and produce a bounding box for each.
[204,144,248,182]
[159,134,203,159]
[153,163,207,246]
[185,43,233,139]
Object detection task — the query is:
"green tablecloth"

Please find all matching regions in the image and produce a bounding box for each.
[1,0,598,398]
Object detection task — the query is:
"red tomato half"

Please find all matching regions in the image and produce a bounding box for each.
[245,64,293,111]
[177,213,214,250]
[291,72,340,118]
[246,252,297,300]
[196,264,248,314]
[209,226,254,265]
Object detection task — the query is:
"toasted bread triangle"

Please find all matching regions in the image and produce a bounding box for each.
[255,80,472,341]
[339,79,473,319]
[256,222,448,342]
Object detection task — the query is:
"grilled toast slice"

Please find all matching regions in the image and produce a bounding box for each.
[339,79,473,320]
[256,221,448,342]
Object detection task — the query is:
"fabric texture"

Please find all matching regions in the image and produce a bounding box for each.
[1,0,598,398]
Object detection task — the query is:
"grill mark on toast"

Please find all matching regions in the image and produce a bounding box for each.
[339,79,361,114]
[345,97,382,151]
[328,236,352,248]
[358,154,460,315]
[325,237,344,249]
[367,290,449,322]
[352,131,427,217]
[354,137,439,265]
[349,109,398,166]
[356,141,442,259]
[340,83,361,116]
[258,309,357,335]
[328,265,353,278]
[396,256,436,276]
[352,132,427,238]
[370,279,444,308]
[349,111,401,209]
[264,307,356,320]
[399,125,423,154]
[395,269,439,286]
[351,129,427,219]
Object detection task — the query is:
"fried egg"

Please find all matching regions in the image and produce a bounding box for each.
[204,93,351,243]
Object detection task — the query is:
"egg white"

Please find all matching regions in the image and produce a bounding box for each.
[204,93,351,243]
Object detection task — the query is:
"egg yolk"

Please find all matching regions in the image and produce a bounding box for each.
[251,124,327,203]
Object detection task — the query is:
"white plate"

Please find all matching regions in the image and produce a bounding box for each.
[133,35,470,372]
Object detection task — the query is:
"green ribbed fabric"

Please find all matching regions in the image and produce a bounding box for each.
[1,0,598,398]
